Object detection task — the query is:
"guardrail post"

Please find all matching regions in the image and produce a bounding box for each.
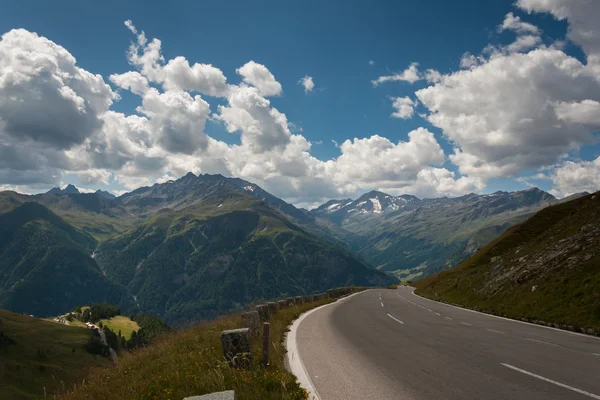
[261,322,270,367]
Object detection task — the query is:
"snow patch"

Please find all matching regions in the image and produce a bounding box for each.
[243,185,255,192]
[369,198,382,213]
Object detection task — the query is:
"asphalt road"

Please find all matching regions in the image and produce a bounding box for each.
[293,287,600,400]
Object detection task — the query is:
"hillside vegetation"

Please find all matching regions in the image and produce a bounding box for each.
[56,296,342,400]
[0,203,130,317]
[97,191,391,324]
[0,309,110,400]
[414,192,600,332]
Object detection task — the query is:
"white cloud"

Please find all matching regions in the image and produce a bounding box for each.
[460,52,484,69]
[424,69,442,83]
[499,12,540,35]
[77,169,112,185]
[0,23,485,203]
[549,157,600,197]
[236,61,282,97]
[369,60,375,65]
[416,47,600,179]
[299,75,315,93]
[554,100,600,127]
[506,34,542,53]
[372,62,422,86]
[517,0,600,74]
[390,96,415,119]
[110,71,149,95]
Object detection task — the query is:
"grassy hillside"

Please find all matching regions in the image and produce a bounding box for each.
[414,192,600,333]
[0,309,110,400]
[96,193,393,325]
[98,316,139,340]
[56,295,342,400]
[0,203,131,317]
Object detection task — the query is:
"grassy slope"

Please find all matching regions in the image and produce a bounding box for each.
[0,309,110,400]
[414,193,600,332]
[57,297,340,400]
[98,316,140,340]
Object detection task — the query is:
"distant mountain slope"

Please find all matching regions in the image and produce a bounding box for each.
[0,203,130,316]
[311,188,557,279]
[414,192,600,332]
[47,184,80,195]
[97,189,393,324]
[0,191,133,241]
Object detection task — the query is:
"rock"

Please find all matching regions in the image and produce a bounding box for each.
[241,312,260,338]
[587,328,595,335]
[531,285,537,292]
[220,328,252,368]
[184,390,236,400]
[255,305,269,322]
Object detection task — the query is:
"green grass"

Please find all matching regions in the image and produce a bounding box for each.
[55,296,344,400]
[0,309,110,400]
[98,316,140,340]
[414,193,600,333]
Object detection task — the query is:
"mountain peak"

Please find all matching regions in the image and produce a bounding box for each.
[47,184,80,195]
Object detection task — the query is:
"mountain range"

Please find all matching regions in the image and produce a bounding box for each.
[0,173,583,324]
[0,174,392,324]
[308,187,562,280]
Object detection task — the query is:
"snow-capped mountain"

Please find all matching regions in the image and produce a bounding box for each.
[312,190,421,218]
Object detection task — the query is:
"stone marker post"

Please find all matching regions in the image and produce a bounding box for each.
[241,311,260,338]
[261,322,270,368]
[221,328,252,369]
[256,304,269,322]
[266,302,277,315]
[295,296,303,305]
[277,300,287,309]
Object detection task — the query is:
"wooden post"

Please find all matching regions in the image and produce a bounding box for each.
[261,322,270,367]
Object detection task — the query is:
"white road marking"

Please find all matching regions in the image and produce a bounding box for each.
[445,317,453,320]
[486,328,504,334]
[593,353,600,356]
[501,363,600,399]
[412,290,600,341]
[381,302,384,307]
[460,322,472,326]
[526,338,559,347]
[387,313,404,325]
[434,312,441,316]
[426,309,432,312]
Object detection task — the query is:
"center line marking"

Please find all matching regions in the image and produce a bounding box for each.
[387,313,404,325]
[593,353,600,356]
[434,312,441,316]
[445,317,452,320]
[526,338,558,347]
[501,363,600,399]
[486,328,504,334]
[460,322,472,326]
[381,302,384,307]
[426,309,432,312]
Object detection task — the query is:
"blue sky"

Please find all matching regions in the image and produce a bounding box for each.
[0,0,598,206]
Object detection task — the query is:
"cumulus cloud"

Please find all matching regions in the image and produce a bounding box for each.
[417,46,600,179]
[554,100,600,127]
[390,96,415,119]
[236,61,282,97]
[499,12,540,35]
[298,75,315,93]
[372,62,422,86]
[549,157,600,197]
[0,29,115,151]
[0,22,488,204]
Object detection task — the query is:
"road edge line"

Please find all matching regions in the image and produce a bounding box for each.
[285,290,372,400]
[411,289,600,341]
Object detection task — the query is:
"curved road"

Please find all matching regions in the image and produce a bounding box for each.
[292,287,600,400]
